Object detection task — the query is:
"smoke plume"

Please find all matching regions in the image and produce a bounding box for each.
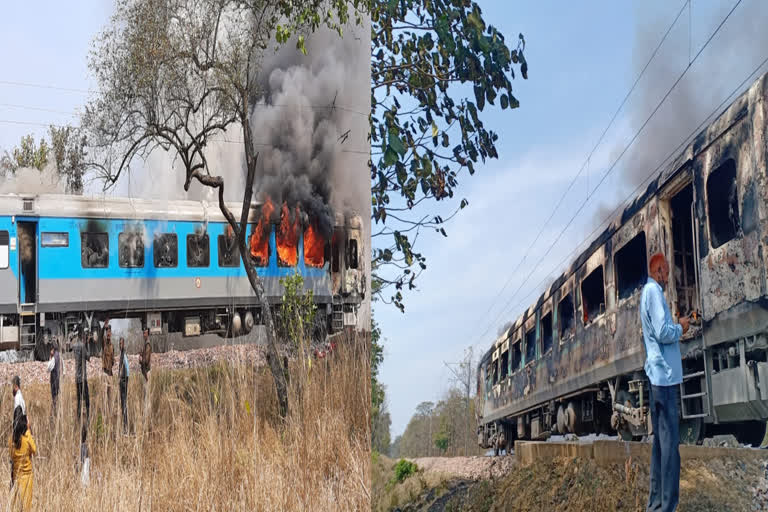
[597,2,768,223]
[0,165,67,195]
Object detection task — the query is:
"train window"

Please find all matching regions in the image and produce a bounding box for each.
[511,340,522,372]
[187,233,210,267]
[153,233,178,268]
[218,234,240,267]
[248,225,270,268]
[558,294,575,341]
[525,326,536,363]
[500,348,509,380]
[81,232,109,268]
[614,232,647,300]
[541,311,553,354]
[707,159,740,248]
[118,232,144,268]
[41,232,69,247]
[0,231,8,269]
[581,266,605,324]
[346,238,359,269]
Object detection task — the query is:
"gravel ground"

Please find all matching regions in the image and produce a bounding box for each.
[408,455,516,480]
[0,343,267,387]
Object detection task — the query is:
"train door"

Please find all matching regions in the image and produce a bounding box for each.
[16,220,37,350]
[668,183,699,320]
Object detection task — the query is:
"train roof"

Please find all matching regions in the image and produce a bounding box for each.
[0,193,262,223]
[481,70,768,365]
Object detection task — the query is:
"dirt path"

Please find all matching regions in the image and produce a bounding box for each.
[408,455,516,480]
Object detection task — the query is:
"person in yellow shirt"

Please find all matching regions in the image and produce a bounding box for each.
[9,405,35,511]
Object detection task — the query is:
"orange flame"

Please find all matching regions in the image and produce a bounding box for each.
[276,202,299,266]
[249,198,274,266]
[303,222,325,268]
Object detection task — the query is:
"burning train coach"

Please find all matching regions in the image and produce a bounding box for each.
[478,71,768,452]
[0,194,364,357]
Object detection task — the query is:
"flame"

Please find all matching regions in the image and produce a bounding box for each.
[303,222,325,268]
[276,202,299,266]
[250,198,274,266]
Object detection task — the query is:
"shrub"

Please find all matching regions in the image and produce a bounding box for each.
[392,459,418,484]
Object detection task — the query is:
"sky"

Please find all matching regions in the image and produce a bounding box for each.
[0,1,767,439]
[373,0,768,438]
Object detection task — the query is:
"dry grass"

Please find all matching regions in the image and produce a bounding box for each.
[0,338,370,511]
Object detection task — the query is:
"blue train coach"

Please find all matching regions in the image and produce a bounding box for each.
[0,193,365,356]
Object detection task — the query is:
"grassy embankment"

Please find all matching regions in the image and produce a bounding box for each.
[0,339,370,511]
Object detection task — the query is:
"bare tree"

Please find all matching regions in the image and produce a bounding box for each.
[444,346,474,456]
[82,0,366,419]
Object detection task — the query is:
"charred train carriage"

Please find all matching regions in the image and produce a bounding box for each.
[0,194,365,357]
[478,71,768,452]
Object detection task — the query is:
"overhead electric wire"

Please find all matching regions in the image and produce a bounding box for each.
[472,0,744,346]
[467,0,689,341]
[476,52,768,358]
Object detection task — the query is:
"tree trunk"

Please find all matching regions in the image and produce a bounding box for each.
[187,156,289,419]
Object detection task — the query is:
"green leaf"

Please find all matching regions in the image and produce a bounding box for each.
[500,94,509,110]
[431,121,438,138]
[383,147,399,167]
[388,130,407,157]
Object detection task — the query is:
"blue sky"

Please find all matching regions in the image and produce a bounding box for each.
[0,1,767,439]
[374,0,768,438]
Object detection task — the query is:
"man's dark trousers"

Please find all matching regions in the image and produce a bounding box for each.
[647,384,680,512]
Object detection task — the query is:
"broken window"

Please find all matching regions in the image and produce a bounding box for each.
[41,232,68,247]
[81,232,109,268]
[581,266,605,324]
[153,233,178,268]
[218,233,240,268]
[614,232,647,300]
[346,238,359,269]
[303,224,325,268]
[118,232,144,268]
[0,230,8,269]
[559,293,575,340]
[525,326,536,363]
[511,340,522,372]
[707,158,740,248]
[491,359,498,386]
[500,348,509,379]
[541,311,553,354]
[186,233,209,268]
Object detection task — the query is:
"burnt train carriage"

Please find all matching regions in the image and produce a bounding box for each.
[478,70,768,452]
[0,194,364,355]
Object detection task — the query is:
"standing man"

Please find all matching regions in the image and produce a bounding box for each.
[73,328,90,426]
[102,323,115,410]
[46,344,61,419]
[138,328,152,423]
[641,253,690,512]
[11,376,25,417]
[118,337,129,433]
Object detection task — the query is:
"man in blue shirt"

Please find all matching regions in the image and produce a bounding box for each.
[640,252,690,512]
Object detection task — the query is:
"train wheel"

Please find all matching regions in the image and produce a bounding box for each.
[733,420,768,447]
[679,417,703,445]
[616,390,638,441]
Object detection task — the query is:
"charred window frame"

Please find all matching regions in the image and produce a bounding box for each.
[525,326,536,364]
[81,232,109,268]
[218,234,240,268]
[581,266,605,325]
[118,232,144,268]
[541,311,553,354]
[249,224,271,268]
[491,358,499,386]
[510,339,522,373]
[186,233,210,268]
[346,238,359,269]
[558,293,575,342]
[41,232,68,247]
[706,158,740,248]
[0,230,8,269]
[614,232,647,300]
[153,233,178,268]
[500,347,509,380]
